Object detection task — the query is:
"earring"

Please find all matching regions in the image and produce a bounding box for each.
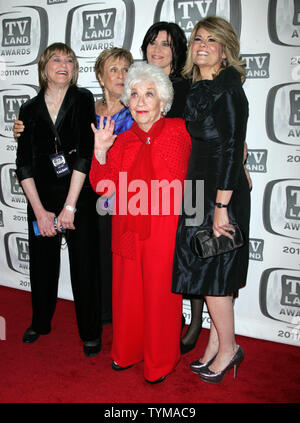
[222,58,227,67]
[101,85,106,104]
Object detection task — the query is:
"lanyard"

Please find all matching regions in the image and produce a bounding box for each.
[52,124,62,155]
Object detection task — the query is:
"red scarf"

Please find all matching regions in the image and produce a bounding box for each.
[121,117,166,240]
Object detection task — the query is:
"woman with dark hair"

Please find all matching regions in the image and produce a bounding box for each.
[141,21,190,118]
[142,22,205,353]
[141,21,187,77]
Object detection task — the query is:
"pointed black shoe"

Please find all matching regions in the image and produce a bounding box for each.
[112,361,133,371]
[83,338,102,358]
[145,376,166,384]
[180,340,196,355]
[180,318,203,355]
[22,327,40,344]
[180,327,202,355]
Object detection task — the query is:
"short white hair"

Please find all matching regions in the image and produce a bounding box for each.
[121,62,174,115]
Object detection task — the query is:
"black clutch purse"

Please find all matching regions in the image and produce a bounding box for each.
[190,223,244,258]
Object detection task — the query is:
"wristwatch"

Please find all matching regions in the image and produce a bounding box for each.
[64,203,77,213]
[215,203,228,208]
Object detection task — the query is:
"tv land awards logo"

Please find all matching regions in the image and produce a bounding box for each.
[154,0,241,37]
[81,9,116,41]
[289,89,300,126]
[263,179,300,239]
[65,0,135,59]
[0,84,39,137]
[285,185,300,220]
[246,149,267,173]
[0,164,26,210]
[249,238,264,261]
[4,232,29,275]
[268,0,300,46]
[266,83,300,146]
[2,17,31,46]
[0,6,48,66]
[259,268,300,326]
[3,94,30,122]
[242,54,270,79]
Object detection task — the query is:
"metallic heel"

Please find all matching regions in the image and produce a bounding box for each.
[189,354,217,374]
[198,346,244,384]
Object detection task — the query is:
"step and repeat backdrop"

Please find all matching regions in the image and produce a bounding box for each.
[0,0,299,347]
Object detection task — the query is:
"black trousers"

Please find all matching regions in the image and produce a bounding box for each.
[98,213,112,325]
[28,203,102,342]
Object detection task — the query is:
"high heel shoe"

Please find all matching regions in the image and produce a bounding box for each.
[198,346,244,384]
[180,325,202,355]
[189,354,217,374]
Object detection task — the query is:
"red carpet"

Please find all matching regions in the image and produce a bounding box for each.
[0,285,299,407]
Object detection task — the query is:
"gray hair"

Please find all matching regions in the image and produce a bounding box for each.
[121,62,174,115]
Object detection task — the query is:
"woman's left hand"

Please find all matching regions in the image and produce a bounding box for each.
[56,207,75,232]
[212,207,235,239]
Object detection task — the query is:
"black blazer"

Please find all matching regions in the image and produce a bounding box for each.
[167,76,191,118]
[16,85,97,217]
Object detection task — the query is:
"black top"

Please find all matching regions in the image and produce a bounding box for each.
[167,76,191,118]
[16,85,97,217]
[172,67,250,296]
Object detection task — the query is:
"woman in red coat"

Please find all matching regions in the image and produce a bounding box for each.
[89,62,191,383]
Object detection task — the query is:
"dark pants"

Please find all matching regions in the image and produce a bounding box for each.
[98,213,112,325]
[28,204,102,342]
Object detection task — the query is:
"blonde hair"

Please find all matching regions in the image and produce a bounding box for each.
[182,16,245,82]
[38,42,78,89]
[94,47,134,80]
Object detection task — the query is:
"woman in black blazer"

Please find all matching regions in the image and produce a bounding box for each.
[16,43,102,357]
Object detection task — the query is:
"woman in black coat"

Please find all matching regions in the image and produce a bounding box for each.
[172,17,251,383]
[16,43,102,357]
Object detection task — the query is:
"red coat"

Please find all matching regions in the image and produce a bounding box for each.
[89,117,191,259]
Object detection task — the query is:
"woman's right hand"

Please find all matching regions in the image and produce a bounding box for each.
[91,116,117,164]
[212,207,235,239]
[13,120,25,139]
[36,210,57,237]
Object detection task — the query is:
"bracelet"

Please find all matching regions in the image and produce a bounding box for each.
[215,202,228,208]
[64,203,77,213]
